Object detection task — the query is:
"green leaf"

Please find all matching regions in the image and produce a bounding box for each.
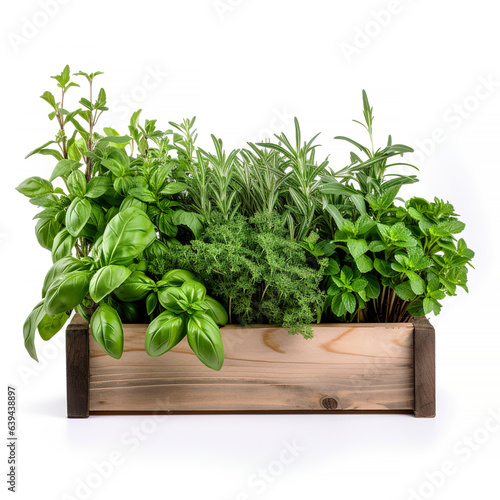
[66,197,92,237]
[51,228,76,262]
[89,265,132,303]
[30,193,59,208]
[160,182,188,195]
[128,187,156,203]
[181,280,206,305]
[320,180,359,196]
[340,265,353,283]
[114,271,155,302]
[67,169,87,197]
[145,312,187,357]
[102,207,156,265]
[35,218,61,250]
[330,294,347,317]
[407,300,425,317]
[342,292,356,313]
[374,258,397,277]
[38,312,70,341]
[90,304,124,359]
[146,293,158,316]
[347,238,368,259]
[172,210,204,238]
[50,160,81,181]
[423,298,434,315]
[351,278,368,292]
[120,196,147,213]
[157,287,188,314]
[40,91,57,110]
[161,269,199,287]
[202,296,228,325]
[45,270,93,316]
[25,140,58,159]
[23,301,46,361]
[364,273,380,299]
[98,135,131,144]
[42,256,89,298]
[368,240,386,253]
[394,281,417,301]
[16,177,53,198]
[407,271,425,295]
[325,204,345,230]
[187,312,224,370]
[355,254,373,273]
[325,259,340,275]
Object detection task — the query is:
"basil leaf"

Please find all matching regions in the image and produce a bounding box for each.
[102,207,156,265]
[161,269,199,287]
[45,270,93,316]
[181,280,206,305]
[187,312,224,371]
[119,196,147,213]
[146,293,158,316]
[67,169,87,197]
[23,301,46,361]
[38,312,70,341]
[42,257,89,298]
[85,177,112,198]
[49,159,82,181]
[145,312,187,357]
[157,287,188,314]
[114,271,155,302]
[35,217,61,250]
[202,296,228,326]
[89,265,132,303]
[16,176,53,198]
[51,228,76,262]
[66,197,92,237]
[90,304,124,359]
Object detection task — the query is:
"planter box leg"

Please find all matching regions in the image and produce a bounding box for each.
[413,317,436,418]
[66,314,89,418]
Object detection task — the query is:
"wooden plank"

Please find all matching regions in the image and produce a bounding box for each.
[88,323,415,413]
[66,314,90,418]
[412,317,436,418]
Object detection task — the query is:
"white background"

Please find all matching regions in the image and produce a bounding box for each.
[1,1,500,499]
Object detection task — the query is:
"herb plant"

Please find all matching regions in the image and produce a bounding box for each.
[17,67,474,371]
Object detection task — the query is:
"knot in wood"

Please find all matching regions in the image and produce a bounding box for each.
[321,397,338,410]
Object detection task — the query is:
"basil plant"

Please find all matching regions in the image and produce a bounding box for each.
[17,66,228,370]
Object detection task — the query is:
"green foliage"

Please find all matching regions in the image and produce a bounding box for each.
[145,279,226,370]
[318,91,474,322]
[149,212,327,339]
[17,68,474,369]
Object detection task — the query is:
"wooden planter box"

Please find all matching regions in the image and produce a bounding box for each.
[66,315,435,418]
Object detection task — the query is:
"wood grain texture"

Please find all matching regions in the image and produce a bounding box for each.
[88,323,415,413]
[66,314,90,418]
[412,317,436,418]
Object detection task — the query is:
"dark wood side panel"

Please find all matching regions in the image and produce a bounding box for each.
[412,317,436,418]
[66,314,90,418]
